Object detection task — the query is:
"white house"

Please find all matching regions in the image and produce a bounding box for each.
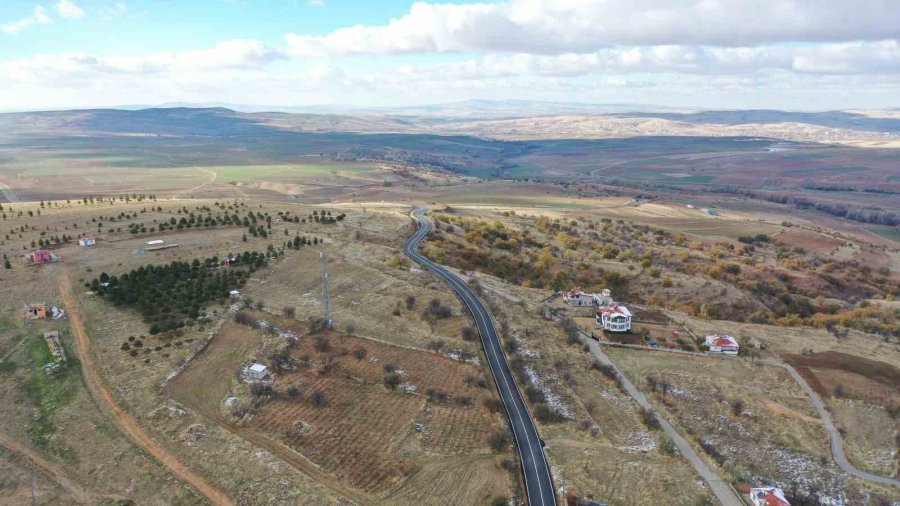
[705,334,740,355]
[78,237,96,247]
[593,289,613,306]
[248,363,268,380]
[595,305,632,333]
[229,290,241,299]
[749,487,790,506]
[562,290,595,307]
[146,239,164,245]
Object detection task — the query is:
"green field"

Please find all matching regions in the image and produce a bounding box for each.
[210,164,376,183]
[864,225,900,242]
[26,333,80,460]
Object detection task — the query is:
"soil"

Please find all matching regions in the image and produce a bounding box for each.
[58,270,234,506]
[783,351,900,407]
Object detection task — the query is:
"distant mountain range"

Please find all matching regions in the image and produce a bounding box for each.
[2,103,899,145]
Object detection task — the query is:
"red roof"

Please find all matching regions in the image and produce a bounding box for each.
[750,488,790,506]
[707,334,738,348]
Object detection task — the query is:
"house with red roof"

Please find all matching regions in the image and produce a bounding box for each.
[595,304,632,333]
[749,487,790,506]
[30,250,59,264]
[705,334,740,355]
[562,289,595,306]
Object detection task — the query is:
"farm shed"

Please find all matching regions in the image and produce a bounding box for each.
[30,250,59,264]
[43,331,66,362]
[79,236,97,247]
[248,363,268,380]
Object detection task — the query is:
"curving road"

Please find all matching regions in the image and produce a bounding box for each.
[762,360,900,488]
[404,206,557,506]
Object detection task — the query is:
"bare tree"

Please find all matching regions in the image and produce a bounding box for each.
[405,295,416,310]
[282,306,296,318]
[352,346,367,361]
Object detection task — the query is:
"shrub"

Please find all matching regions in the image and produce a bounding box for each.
[486,430,510,452]
[461,326,478,342]
[641,407,660,430]
[533,402,562,423]
[310,389,327,407]
[661,437,677,455]
[383,372,401,390]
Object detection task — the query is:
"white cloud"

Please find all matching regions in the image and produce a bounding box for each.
[285,0,900,57]
[2,6,51,35]
[308,0,325,6]
[4,40,285,86]
[57,0,84,19]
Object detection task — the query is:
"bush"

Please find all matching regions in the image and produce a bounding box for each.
[533,402,562,423]
[383,372,401,390]
[525,385,546,404]
[461,326,478,342]
[661,437,677,455]
[310,389,328,407]
[641,407,660,430]
[486,430,510,452]
[482,397,504,413]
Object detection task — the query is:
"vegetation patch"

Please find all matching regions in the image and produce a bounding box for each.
[90,251,275,333]
[25,336,80,460]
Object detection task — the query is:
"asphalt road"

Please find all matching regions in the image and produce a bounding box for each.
[404,206,557,506]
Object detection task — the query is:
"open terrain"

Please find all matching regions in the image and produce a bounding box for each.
[0,106,897,505]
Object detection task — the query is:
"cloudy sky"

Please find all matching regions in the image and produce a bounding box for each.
[2,0,900,111]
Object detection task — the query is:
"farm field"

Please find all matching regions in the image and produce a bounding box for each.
[0,104,897,505]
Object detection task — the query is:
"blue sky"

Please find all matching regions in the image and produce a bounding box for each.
[2,1,900,111]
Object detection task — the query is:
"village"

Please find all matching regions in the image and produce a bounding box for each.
[561,288,741,356]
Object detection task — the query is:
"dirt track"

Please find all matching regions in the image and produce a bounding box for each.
[0,431,99,503]
[57,272,234,506]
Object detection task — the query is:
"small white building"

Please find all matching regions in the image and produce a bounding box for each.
[146,239,164,245]
[593,289,613,306]
[248,363,268,380]
[229,290,241,299]
[749,487,790,506]
[78,237,96,247]
[595,305,632,333]
[705,334,740,355]
[562,290,595,307]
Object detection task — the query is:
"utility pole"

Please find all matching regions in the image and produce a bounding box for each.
[320,252,331,327]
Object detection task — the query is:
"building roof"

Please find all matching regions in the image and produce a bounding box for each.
[249,363,267,373]
[597,304,632,318]
[706,334,739,348]
[146,239,164,245]
[749,487,790,506]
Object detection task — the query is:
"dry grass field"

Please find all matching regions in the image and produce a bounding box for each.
[0,150,897,505]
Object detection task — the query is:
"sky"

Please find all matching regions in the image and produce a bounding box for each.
[2,0,900,111]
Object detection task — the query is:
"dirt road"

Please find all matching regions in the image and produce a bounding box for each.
[57,272,234,506]
[575,330,743,506]
[0,432,101,503]
[762,359,900,488]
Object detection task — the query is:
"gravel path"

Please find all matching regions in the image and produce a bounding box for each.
[762,359,900,488]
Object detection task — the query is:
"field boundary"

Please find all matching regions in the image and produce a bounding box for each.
[57,271,235,506]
